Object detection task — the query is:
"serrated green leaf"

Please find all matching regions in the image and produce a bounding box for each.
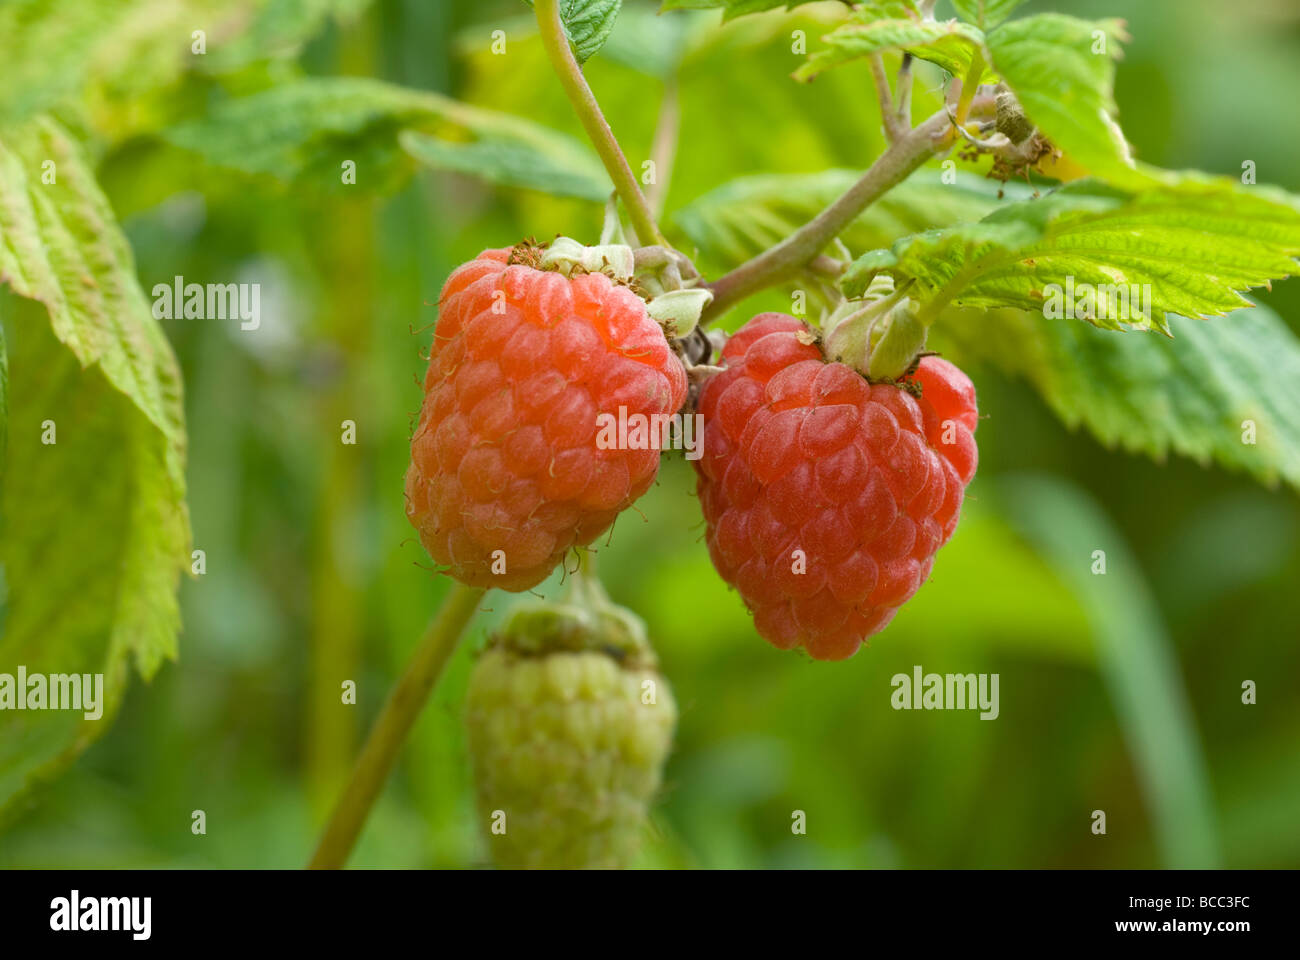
[524,0,624,63]
[951,0,1024,30]
[673,167,1031,271]
[843,178,1300,333]
[0,0,202,122]
[457,5,704,79]
[399,130,610,202]
[203,0,375,73]
[863,1,923,15]
[938,303,1300,492]
[559,0,623,63]
[0,116,189,819]
[0,118,186,477]
[659,0,807,19]
[0,0,369,125]
[671,0,923,18]
[163,78,446,180]
[987,14,1138,187]
[795,16,989,83]
[598,4,692,77]
[163,77,609,200]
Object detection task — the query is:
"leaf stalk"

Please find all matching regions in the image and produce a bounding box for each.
[534,0,666,247]
[700,109,951,325]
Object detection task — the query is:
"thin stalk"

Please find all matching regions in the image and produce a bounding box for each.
[914,267,977,328]
[896,53,913,127]
[823,279,913,366]
[953,51,986,128]
[308,583,487,869]
[646,77,680,219]
[700,109,951,324]
[808,254,846,278]
[534,0,665,247]
[869,54,905,143]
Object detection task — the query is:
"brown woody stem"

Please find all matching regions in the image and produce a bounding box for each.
[700,109,952,325]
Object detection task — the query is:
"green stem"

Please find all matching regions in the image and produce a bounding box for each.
[869,53,905,143]
[308,583,486,869]
[823,280,912,366]
[534,0,665,247]
[913,267,976,329]
[953,51,985,128]
[700,109,950,325]
[646,77,680,220]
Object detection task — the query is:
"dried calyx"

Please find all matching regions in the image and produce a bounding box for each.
[954,85,1083,185]
[539,236,636,280]
[490,565,658,670]
[632,244,712,340]
[514,236,712,341]
[995,89,1035,146]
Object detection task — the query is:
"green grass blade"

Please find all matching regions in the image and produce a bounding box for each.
[998,474,1219,868]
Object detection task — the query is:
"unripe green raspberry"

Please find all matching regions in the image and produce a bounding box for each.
[465,579,676,869]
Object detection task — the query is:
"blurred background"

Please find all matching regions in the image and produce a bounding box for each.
[2,0,1298,868]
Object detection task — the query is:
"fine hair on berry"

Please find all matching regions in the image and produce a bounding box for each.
[406,247,688,591]
[694,313,978,660]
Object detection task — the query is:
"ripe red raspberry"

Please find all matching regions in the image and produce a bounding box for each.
[694,313,978,660]
[406,247,688,591]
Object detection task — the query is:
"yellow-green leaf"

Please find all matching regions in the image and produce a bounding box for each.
[0,116,189,820]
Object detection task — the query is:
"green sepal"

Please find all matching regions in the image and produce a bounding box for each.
[491,565,656,667]
[646,288,713,339]
[867,299,928,381]
[539,236,636,281]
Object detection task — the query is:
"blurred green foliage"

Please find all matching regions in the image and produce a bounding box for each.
[1,0,1298,868]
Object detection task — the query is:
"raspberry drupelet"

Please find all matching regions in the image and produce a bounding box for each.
[406,248,688,591]
[694,313,978,660]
